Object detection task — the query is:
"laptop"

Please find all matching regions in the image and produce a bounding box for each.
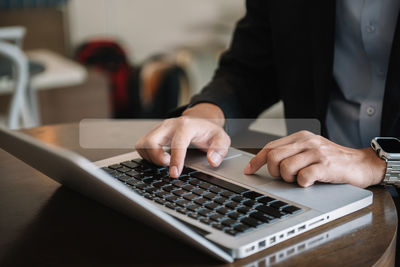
[0,125,372,263]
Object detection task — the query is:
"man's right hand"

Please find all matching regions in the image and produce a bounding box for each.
[135,103,230,178]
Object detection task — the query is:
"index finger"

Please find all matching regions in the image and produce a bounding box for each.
[169,129,194,178]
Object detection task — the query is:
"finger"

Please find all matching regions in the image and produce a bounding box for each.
[265,143,308,177]
[207,131,231,167]
[297,164,325,187]
[169,129,194,178]
[135,125,173,166]
[244,140,306,175]
[244,132,309,175]
[279,150,320,183]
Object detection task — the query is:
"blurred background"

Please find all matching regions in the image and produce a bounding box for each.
[0,0,284,134]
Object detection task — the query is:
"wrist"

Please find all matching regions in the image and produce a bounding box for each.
[364,147,386,185]
[182,103,225,127]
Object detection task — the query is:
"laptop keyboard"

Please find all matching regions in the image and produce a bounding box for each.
[102,159,302,236]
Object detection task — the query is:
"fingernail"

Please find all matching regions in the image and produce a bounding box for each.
[170,166,179,178]
[209,151,222,165]
[162,152,171,165]
[244,163,252,174]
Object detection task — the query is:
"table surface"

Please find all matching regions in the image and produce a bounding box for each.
[0,123,397,266]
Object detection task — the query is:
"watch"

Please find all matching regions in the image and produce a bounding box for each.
[371,137,400,187]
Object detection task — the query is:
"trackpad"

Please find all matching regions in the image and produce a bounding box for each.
[186,148,279,187]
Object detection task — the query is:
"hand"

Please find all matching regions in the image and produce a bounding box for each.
[135,103,230,178]
[244,130,386,188]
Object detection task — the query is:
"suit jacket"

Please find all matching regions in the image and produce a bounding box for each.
[185,0,400,138]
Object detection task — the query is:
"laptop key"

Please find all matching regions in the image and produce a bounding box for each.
[200,217,213,225]
[205,202,220,210]
[188,213,201,220]
[171,180,186,187]
[283,205,302,214]
[225,229,239,236]
[135,183,149,190]
[187,204,202,212]
[270,201,289,210]
[165,195,179,202]
[182,184,196,191]
[120,161,140,169]
[210,187,223,194]
[220,190,234,198]
[153,181,168,188]
[156,191,170,198]
[189,178,202,186]
[176,199,191,207]
[126,170,142,177]
[241,217,263,227]
[191,172,249,194]
[231,195,245,203]
[176,207,188,214]
[163,185,178,192]
[173,189,188,197]
[198,208,214,217]
[250,211,271,223]
[204,192,218,200]
[234,223,251,233]
[226,201,240,209]
[183,193,199,201]
[256,205,284,218]
[117,167,131,173]
[179,175,192,182]
[221,218,237,227]
[109,170,125,178]
[211,223,226,231]
[165,202,177,210]
[145,187,158,194]
[182,167,198,175]
[216,207,232,215]
[192,188,206,196]
[237,206,251,214]
[228,212,244,220]
[243,191,263,200]
[117,175,132,183]
[101,167,114,173]
[214,197,230,205]
[243,199,257,207]
[199,182,214,190]
[258,196,276,204]
[155,198,167,205]
[209,213,225,222]
[194,198,209,205]
[108,164,123,170]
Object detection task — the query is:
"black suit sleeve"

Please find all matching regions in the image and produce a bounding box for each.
[189,0,280,119]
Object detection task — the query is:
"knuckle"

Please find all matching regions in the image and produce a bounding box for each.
[267,150,280,166]
[298,130,313,137]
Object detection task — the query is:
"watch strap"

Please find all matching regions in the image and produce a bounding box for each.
[383,160,400,186]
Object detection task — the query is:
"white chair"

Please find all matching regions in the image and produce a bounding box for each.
[0,26,39,129]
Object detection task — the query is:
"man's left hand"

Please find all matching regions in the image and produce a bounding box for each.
[244,131,386,188]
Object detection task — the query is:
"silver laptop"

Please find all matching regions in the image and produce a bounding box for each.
[0,125,372,263]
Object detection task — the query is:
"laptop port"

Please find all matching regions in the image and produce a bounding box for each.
[270,236,276,244]
[298,225,306,231]
[258,240,266,249]
[287,229,295,236]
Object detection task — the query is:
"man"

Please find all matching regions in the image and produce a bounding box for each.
[136,0,400,189]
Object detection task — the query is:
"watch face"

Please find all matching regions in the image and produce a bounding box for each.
[377,138,400,153]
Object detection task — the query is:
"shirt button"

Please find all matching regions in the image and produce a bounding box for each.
[366,106,375,116]
[366,23,376,33]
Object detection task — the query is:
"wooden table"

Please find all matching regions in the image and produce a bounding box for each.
[0,123,397,266]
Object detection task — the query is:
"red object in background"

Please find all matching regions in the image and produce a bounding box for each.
[75,40,133,117]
